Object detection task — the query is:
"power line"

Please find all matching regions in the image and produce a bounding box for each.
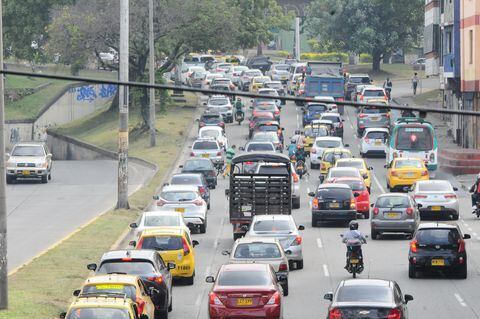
[1,69,479,117]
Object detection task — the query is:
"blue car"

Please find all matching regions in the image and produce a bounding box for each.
[302,103,329,126]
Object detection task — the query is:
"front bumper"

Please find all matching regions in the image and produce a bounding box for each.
[371,219,417,233]
[409,253,466,269]
[7,167,48,177]
[312,209,357,221]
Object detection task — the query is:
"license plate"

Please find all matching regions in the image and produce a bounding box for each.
[374,140,382,145]
[387,212,399,218]
[175,208,185,213]
[431,259,445,266]
[350,259,359,264]
[237,298,253,306]
[406,172,415,177]
[202,154,210,158]
[371,117,379,121]
[431,206,441,211]
[22,170,30,176]
[329,202,340,208]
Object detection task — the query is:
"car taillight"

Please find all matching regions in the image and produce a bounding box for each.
[311,148,317,154]
[217,151,222,156]
[274,110,280,115]
[458,239,465,253]
[182,237,190,256]
[292,236,302,245]
[373,207,379,215]
[220,122,225,127]
[190,152,195,156]
[156,199,167,206]
[410,239,418,253]
[146,275,163,284]
[444,194,457,199]
[360,95,364,101]
[359,114,367,118]
[313,198,319,209]
[193,199,203,206]
[136,298,145,315]
[364,137,369,143]
[387,308,402,319]
[414,194,427,199]
[421,170,428,176]
[390,170,398,177]
[136,237,144,249]
[266,291,280,305]
[406,207,414,215]
[209,292,223,305]
[198,186,206,195]
[339,122,343,128]
[336,97,344,102]
[279,262,288,271]
[350,199,356,209]
[329,308,342,319]
[292,172,299,183]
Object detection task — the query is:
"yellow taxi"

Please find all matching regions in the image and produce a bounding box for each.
[73,274,154,319]
[250,76,271,93]
[320,148,353,176]
[63,291,144,319]
[386,157,429,192]
[135,227,198,284]
[334,158,373,192]
[303,124,330,153]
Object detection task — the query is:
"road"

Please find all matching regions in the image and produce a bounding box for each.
[8,160,154,272]
[135,94,480,319]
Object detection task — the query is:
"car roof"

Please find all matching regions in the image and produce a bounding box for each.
[141,227,184,237]
[321,112,341,117]
[251,214,293,221]
[377,193,410,198]
[331,177,364,182]
[418,222,458,229]
[142,210,181,217]
[184,157,214,163]
[161,184,198,192]
[171,173,203,179]
[336,158,365,164]
[235,237,280,245]
[415,179,450,185]
[101,249,157,261]
[314,136,342,141]
[341,278,392,288]
[318,183,352,189]
[394,157,423,162]
[364,127,390,133]
[323,148,351,154]
[84,274,138,285]
[220,263,270,272]
[70,295,134,308]
[13,142,45,147]
[349,74,370,78]
[265,81,282,84]
[330,167,360,172]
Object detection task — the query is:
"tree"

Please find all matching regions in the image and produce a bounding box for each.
[305,0,424,71]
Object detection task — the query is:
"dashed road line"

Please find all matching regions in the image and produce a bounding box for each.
[468,227,473,232]
[213,238,219,248]
[195,294,202,307]
[323,264,330,277]
[372,173,386,194]
[205,265,211,276]
[454,293,467,307]
[317,238,323,248]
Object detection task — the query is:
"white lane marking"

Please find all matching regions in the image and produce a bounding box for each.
[213,238,219,248]
[323,264,330,277]
[317,238,323,248]
[372,173,386,194]
[309,200,312,208]
[463,221,469,227]
[296,112,300,129]
[195,294,202,307]
[467,227,473,232]
[454,293,467,307]
[473,232,478,237]
[205,265,211,276]
[307,187,311,194]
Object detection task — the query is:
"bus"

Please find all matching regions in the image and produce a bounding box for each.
[387,118,438,173]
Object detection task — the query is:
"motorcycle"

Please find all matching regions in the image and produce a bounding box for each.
[235,110,244,125]
[341,234,367,278]
[295,159,307,179]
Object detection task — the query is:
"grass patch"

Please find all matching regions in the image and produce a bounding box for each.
[347,63,425,82]
[0,97,196,319]
[412,89,441,106]
[5,75,51,90]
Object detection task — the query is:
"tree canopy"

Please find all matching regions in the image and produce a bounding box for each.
[305,0,424,71]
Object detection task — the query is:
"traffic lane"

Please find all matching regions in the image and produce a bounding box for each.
[7,160,152,271]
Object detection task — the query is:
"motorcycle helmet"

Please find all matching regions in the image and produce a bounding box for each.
[349,220,359,230]
[291,138,296,144]
[295,130,300,135]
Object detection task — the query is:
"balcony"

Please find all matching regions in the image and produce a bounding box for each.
[443,53,455,78]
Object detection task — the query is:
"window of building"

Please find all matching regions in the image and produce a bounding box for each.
[446,31,452,54]
[470,30,474,64]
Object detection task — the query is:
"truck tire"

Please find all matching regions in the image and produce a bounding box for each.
[312,216,317,228]
[292,197,300,209]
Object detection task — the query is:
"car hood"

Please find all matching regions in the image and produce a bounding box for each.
[9,156,45,163]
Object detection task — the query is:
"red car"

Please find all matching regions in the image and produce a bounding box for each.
[249,112,275,138]
[329,177,370,218]
[206,263,284,319]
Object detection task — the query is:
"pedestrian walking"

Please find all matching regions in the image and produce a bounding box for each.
[383,77,393,101]
[223,145,236,178]
[412,72,419,95]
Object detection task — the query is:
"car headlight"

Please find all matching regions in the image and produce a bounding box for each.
[36,162,48,168]
[6,160,15,167]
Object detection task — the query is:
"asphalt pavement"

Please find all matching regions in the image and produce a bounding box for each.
[137,94,480,319]
[8,160,153,272]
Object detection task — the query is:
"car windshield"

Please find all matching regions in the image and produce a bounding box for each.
[171,175,200,185]
[252,133,279,143]
[323,152,350,163]
[366,131,388,139]
[350,77,371,84]
[160,191,197,202]
[254,77,269,84]
[259,90,277,96]
[418,182,451,192]
[305,127,328,137]
[12,146,44,156]
[193,141,218,150]
[321,115,340,123]
[200,130,220,139]
[201,115,221,123]
[329,169,359,178]
[316,140,341,148]
[217,270,272,286]
[336,286,392,303]
[141,236,183,251]
[144,215,179,227]
[336,161,363,169]
[246,71,261,77]
[395,160,423,168]
[375,196,410,208]
[233,243,282,259]
[362,107,388,114]
[265,83,282,89]
[67,308,130,319]
[364,89,385,97]
[340,180,366,191]
[395,126,434,151]
[308,104,328,113]
[317,188,352,200]
[82,284,136,301]
[184,160,213,170]
[209,99,229,106]
[253,219,293,232]
[246,143,274,152]
[416,229,461,245]
[97,261,155,275]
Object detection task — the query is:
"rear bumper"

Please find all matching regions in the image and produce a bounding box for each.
[356,202,370,213]
[371,219,417,233]
[419,207,458,218]
[409,253,466,269]
[312,210,357,221]
[209,304,281,319]
[284,244,302,261]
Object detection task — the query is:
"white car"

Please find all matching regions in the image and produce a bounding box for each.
[6,142,53,184]
[129,210,190,238]
[198,126,228,150]
[258,88,281,107]
[267,64,290,83]
[202,73,223,89]
[359,128,390,157]
[154,184,208,233]
[358,86,387,103]
[242,141,275,152]
[410,180,460,220]
[181,65,206,85]
[190,138,223,167]
[206,95,233,123]
[309,136,346,168]
[229,65,249,85]
[211,63,233,76]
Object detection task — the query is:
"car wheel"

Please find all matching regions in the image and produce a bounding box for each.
[210,184,216,190]
[281,280,289,296]
[296,259,304,270]
[367,187,371,194]
[168,295,173,312]
[41,175,48,184]
[184,274,194,285]
[457,263,467,279]
[292,197,300,209]
[207,201,210,210]
[48,173,52,180]
[6,175,13,184]
[312,216,317,228]
[371,229,379,240]
[199,221,207,234]
[452,213,459,220]
[364,211,370,219]
[408,264,416,279]
[154,309,168,319]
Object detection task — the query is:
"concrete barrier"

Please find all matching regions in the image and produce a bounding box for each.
[439,149,480,174]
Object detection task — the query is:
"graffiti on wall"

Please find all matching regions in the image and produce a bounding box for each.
[76,84,117,102]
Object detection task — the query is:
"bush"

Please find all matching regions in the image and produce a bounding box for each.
[277,50,290,58]
[300,52,348,63]
[360,53,372,63]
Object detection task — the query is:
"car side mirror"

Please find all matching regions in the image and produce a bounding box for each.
[167,262,176,270]
[362,174,368,179]
[384,164,388,168]
[241,225,249,232]
[195,119,200,122]
[417,203,423,208]
[221,250,230,256]
[342,119,345,122]
[73,289,81,297]
[284,249,292,255]
[276,274,287,282]
[453,187,458,191]
[298,225,305,231]
[239,147,245,151]
[319,175,324,183]
[464,234,471,239]
[250,99,254,102]
[59,312,67,319]
[153,195,160,200]
[206,276,215,283]
[404,294,414,303]
[192,240,199,247]
[129,223,138,229]
[353,193,360,197]
[324,292,333,301]
[282,127,285,131]
[87,263,97,271]
[47,153,53,158]
[370,203,375,207]
[179,165,184,168]
[308,191,315,197]
[344,144,349,147]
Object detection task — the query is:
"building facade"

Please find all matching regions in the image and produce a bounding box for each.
[425,0,441,76]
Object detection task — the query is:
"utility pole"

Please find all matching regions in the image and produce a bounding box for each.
[0,0,8,309]
[148,0,156,147]
[294,16,301,60]
[116,0,129,209]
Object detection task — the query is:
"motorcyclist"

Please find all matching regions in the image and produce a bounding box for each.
[294,144,306,163]
[288,138,297,158]
[469,173,480,209]
[383,77,392,101]
[342,221,367,269]
[234,98,244,116]
[401,108,415,118]
[291,130,301,144]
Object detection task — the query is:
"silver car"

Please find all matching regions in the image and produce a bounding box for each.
[154,184,208,233]
[356,105,390,135]
[129,210,190,238]
[370,193,420,239]
[6,142,53,184]
[207,95,233,123]
[410,180,460,220]
[246,214,305,270]
[190,138,223,166]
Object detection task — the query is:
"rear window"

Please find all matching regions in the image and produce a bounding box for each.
[317,188,352,200]
[395,126,434,151]
[184,159,213,170]
[217,270,271,286]
[418,182,451,192]
[233,243,282,259]
[416,228,461,245]
[308,104,328,113]
[394,159,423,169]
[246,70,262,77]
[362,107,388,114]
[144,215,179,227]
[316,140,341,148]
[257,166,288,175]
[375,196,410,208]
[322,115,340,123]
[349,77,371,84]
[209,98,229,106]
[252,219,293,232]
[341,180,366,191]
[201,115,221,123]
[336,161,363,169]
[336,286,392,303]
[82,284,136,301]
[193,141,218,150]
[252,133,279,143]
[305,127,328,137]
[246,143,274,152]
[323,152,350,163]
[257,125,278,133]
[141,236,183,251]
[97,260,155,275]
[366,131,388,139]
[275,64,289,71]
[171,175,200,185]
[363,89,385,97]
[160,191,197,202]
[329,169,359,178]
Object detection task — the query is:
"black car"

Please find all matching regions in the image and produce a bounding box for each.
[308,183,358,226]
[199,112,225,130]
[324,279,413,319]
[245,55,272,74]
[180,158,217,189]
[408,222,470,279]
[170,173,211,209]
[87,249,175,319]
